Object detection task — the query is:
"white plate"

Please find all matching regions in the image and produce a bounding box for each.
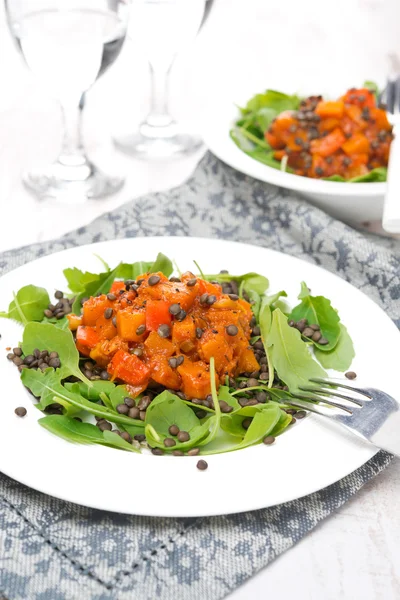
[0,237,398,517]
[202,97,386,224]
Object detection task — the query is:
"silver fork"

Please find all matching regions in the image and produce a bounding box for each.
[283,378,400,456]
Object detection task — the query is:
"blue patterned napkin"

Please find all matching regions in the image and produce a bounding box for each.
[0,153,399,600]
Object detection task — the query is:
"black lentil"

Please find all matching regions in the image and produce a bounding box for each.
[158,324,171,338]
[136,324,146,336]
[169,424,180,436]
[15,406,27,417]
[128,407,140,419]
[177,431,190,442]
[164,438,176,448]
[197,459,208,470]
[148,275,161,286]
[345,371,357,380]
[186,278,197,287]
[169,303,181,315]
[263,436,275,445]
[226,324,239,336]
[116,403,129,415]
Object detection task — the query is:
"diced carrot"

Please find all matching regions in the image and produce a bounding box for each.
[144,331,176,357]
[172,318,196,347]
[344,104,367,130]
[319,117,340,132]
[199,334,233,374]
[76,326,100,349]
[116,310,146,342]
[341,88,375,108]
[265,131,285,149]
[145,300,172,332]
[82,295,113,327]
[273,150,286,160]
[342,132,370,156]
[177,360,217,399]
[109,281,125,295]
[369,107,392,131]
[67,314,82,331]
[96,314,117,340]
[310,128,346,157]
[150,357,181,389]
[107,349,150,386]
[237,348,260,374]
[315,100,344,119]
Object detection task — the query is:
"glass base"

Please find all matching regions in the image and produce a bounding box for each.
[23,158,124,203]
[114,122,204,159]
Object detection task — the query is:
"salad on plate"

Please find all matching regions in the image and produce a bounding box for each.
[1,253,355,463]
[231,82,392,182]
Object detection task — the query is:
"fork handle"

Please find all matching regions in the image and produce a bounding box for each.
[383,122,400,233]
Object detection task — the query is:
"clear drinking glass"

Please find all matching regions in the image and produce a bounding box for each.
[114,0,209,159]
[5,0,131,202]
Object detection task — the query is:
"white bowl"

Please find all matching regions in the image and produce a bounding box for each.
[202,100,385,224]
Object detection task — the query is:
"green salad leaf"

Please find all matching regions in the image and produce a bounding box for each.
[203,271,269,295]
[22,322,91,385]
[266,308,327,393]
[39,415,139,452]
[241,89,301,115]
[65,380,116,401]
[0,285,50,324]
[230,129,284,171]
[324,167,387,183]
[21,368,144,427]
[314,324,355,371]
[289,282,341,351]
[145,392,211,451]
[117,252,173,281]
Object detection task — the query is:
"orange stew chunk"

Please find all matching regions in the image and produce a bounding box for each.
[265,88,392,179]
[69,270,259,399]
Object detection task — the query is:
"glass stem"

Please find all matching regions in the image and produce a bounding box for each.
[58,100,88,167]
[145,63,174,128]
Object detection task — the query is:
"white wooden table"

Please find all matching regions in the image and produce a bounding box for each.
[0,1,399,598]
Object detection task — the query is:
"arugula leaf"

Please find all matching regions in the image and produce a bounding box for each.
[314,324,355,371]
[21,368,143,426]
[324,167,387,183]
[109,384,132,410]
[289,282,341,351]
[39,415,139,452]
[71,264,120,314]
[237,405,281,449]
[241,89,301,115]
[65,380,116,401]
[63,268,100,294]
[230,129,285,171]
[198,357,222,447]
[0,285,50,324]
[117,252,173,280]
[25,368,80,415]
[150,252,173,277]
[145,391,211,451]
[203,270,269,295]
[269,410,293,436]
[22,322,91,385]
[267,308,327,393]
[363,80,379,97]
[209,405,282,454]
[259,301,274,387]
[217,386,241,412]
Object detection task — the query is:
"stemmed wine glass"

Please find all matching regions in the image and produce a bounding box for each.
[114,0,210,159]
[5,0,131,202]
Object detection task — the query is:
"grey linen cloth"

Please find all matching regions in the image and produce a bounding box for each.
[0,153,399,600]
